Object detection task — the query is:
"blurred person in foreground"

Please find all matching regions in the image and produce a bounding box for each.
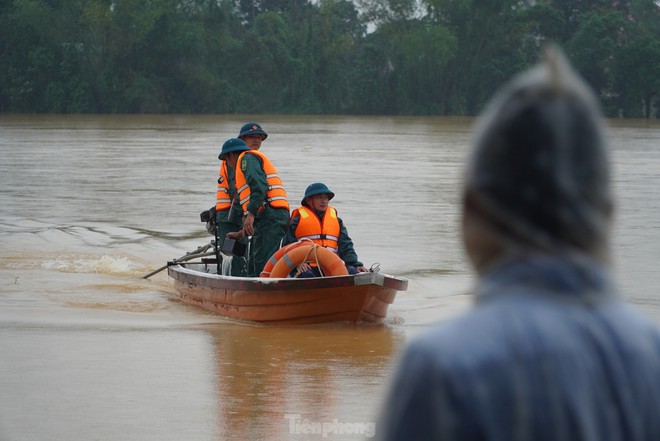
[377,46,660,441]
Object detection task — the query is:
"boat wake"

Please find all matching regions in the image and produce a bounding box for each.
[398,267,463,278]
[41,255,139,275]
[0,252,146,277]
[1,217,202,278]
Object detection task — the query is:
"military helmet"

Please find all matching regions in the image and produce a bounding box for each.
[218,138,250,160]
[302,182,335,205]
[238,122,268,140]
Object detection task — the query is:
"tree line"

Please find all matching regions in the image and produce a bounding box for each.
[0,0,658,117]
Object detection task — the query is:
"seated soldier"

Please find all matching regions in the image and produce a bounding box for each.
[283,183,368,277]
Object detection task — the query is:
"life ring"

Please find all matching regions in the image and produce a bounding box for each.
[269,244,348,278]
[259,240,312,277]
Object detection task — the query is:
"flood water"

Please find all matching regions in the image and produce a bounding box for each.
[1,114,659,440]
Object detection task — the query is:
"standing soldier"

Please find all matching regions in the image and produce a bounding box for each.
[213,123,269,276]
[237,122,268,150]
[224,138,290,277]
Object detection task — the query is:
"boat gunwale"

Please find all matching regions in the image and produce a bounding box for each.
[167,262,409,292]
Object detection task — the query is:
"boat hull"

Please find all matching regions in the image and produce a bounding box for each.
[167,263,408,325]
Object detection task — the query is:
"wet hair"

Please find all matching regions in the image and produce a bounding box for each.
[465,46,612,255]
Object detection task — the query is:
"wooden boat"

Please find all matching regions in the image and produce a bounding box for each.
[167,262,408,325]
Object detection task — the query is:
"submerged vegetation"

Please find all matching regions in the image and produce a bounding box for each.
[0,0,658,117]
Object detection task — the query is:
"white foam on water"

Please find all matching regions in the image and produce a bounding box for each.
[41,255,139,275]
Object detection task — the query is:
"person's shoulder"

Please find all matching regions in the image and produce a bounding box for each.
[241,151,259,161]
[605,301,660,346]
[406,309,493,352]
[239,151,263,168]
[401,303,521,371]
[328,205,341,218]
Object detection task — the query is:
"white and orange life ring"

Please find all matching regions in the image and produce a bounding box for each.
[259,240,312,277]
[268,244,348,278]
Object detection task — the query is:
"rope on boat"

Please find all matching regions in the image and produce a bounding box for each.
[292,244,323,278]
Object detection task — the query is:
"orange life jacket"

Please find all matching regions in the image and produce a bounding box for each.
[293,206,340,252]
[235,150,289,215]
[215,161,232,212]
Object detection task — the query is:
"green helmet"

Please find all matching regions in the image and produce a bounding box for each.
[218,138,250,160]
[238,122,268,140]
[302,182,335,205]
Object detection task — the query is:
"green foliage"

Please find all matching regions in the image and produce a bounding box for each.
[348,41,391,113]
[612,0,660,118]
[566,10,625,97]
[0,0,658,116]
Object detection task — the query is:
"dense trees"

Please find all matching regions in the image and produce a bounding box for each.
[0,0,658,116]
